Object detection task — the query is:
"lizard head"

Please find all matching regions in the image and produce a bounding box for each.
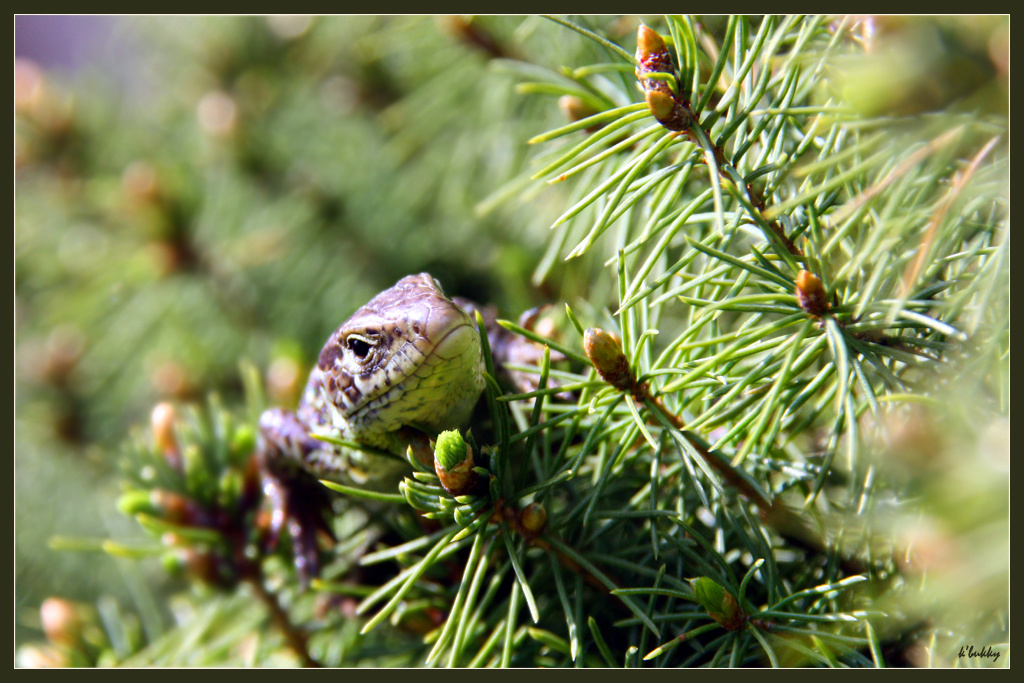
[308,273,485,445]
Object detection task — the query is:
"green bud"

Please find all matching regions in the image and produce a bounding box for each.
[116,489,159,517]
[434,430,478,496]
[691,576,726,610]
[161,551,187,576]
[182,444,207,494]
[434,430,469,471]
[218,468,244,508]
[230,424,256,460]
[690,577,745,630]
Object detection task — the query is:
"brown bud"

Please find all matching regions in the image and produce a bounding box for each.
[584,328,634,392]
[179,548,234,588]
[40,326,84,386]
[795,270,829,317]
[196,90,237,137]
[715,592,745,630]
[150,361,194,399]
[635,25,676,94]
[442,16,509,60]
[122,161,163,206]
[644,90,692,131]
[520,502,547,536]
[15,59,46,115]
[151,402,179,457]
[40,598,84,648]
[266,356,303,406]
[636,24,667,60]
[151,489,191,524]
[645,90,675,122]
[17,644,68,668]
[558,95,597,124]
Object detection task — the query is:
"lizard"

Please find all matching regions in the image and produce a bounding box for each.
[257,272,546,581]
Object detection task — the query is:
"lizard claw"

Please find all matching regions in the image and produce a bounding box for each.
[260,462,336,586]
[258,409,337,586]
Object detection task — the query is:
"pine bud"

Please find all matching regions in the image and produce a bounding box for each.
[644,88,692,131]
[266,356,303,406]
[218,469,245,507]
[636,24,667,61]
[150,362,194,399]
[196,90,237,138]
[795,270,829,317]
[151,489,192,524]
[15,58,46,115]
[116,490,159,517]
[520,502,547,536]
[634,25,675,93]
[645,90,675,121]
[230,424,256,459]
[434,430,477,495]
[635,24,692,131]
[690,577,745,630]
[17,644,68,668]
[558,95,597,124]
[40,598,85,648]
[121,161,163,207]
[583,328,634,392]
[39,326,83,387]
[151,402,179,456]
[435,429,469,471]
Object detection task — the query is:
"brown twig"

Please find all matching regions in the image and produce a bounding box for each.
[635,25,801,258]
[899,135,1001,297]
[637,26,964,357]
[584,327,866,576]
[491,498,617,595]
[641,391,866,576]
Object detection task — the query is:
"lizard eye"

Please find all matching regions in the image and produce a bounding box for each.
[346,335,372,360]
